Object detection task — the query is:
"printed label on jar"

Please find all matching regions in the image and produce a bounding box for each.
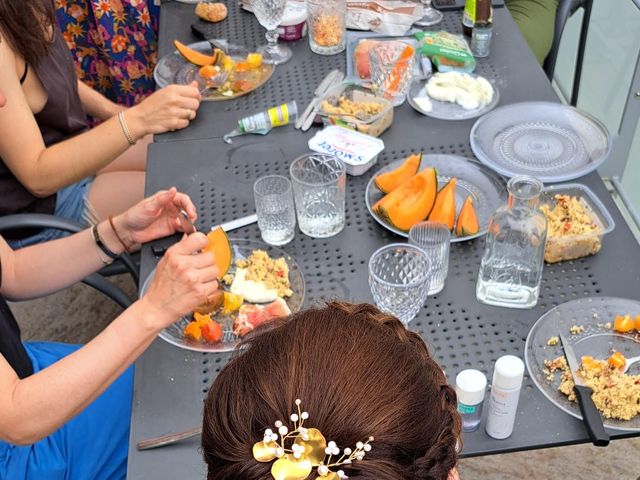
[457,403,478,415]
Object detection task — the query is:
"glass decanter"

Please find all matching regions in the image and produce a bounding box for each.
[476,176,548,309]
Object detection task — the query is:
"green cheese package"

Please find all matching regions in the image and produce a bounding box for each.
[414,31,476,74]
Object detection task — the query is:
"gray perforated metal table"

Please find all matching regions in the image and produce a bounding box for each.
[126,3,640,479]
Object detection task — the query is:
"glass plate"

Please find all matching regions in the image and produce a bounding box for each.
[365,154,507,241]
[140,239,305,353]
[407,76,500,121]
[470,102,611,182]
[525,297,640,431]
[153,41,275,101]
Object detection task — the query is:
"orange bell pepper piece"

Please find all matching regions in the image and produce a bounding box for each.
[184,322,203,342]
[607,351,626,370]
[635,314,640,332]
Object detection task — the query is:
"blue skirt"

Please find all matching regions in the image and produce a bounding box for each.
[0,342,134,480]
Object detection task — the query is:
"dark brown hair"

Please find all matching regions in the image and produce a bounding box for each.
[202,302,461,480]
[0,0,55,66]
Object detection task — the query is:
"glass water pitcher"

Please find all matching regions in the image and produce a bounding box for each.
[476,176,548,309]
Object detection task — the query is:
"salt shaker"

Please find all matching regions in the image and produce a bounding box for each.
[486,355,525,439]
[455,369,487,432]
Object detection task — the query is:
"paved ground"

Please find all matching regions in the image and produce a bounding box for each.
[10,274,640,480]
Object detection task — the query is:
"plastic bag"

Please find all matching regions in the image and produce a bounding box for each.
[414,31,476,74]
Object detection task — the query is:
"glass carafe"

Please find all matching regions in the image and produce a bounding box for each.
[476,176,547,309]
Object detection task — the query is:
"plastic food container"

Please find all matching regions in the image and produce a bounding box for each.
[277,1,307,42]
[308,126,385,176]
[318,83,393,138]
[539,183,615,264]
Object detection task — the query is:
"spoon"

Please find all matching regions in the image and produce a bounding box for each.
[179,209,197,234]
[624,354,640,373]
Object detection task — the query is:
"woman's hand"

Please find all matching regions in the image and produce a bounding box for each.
[126,82,201,139]
[140,233,219,328]
[112,187,197,250]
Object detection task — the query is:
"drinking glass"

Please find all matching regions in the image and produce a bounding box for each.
[252,0,293,64]
[414,0,443,27]
[254,175,296,246]
[306,0,347,55]
[409,221,451,295]
[368,244,432,325]
[369,41,416,106]
[290,153,346,238]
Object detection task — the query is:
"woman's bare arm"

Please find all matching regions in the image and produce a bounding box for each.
[0,37,200,197]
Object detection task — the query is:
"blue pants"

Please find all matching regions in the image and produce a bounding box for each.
[0,342,134,480]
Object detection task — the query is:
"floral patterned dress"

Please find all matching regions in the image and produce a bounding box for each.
[55,0,160,106]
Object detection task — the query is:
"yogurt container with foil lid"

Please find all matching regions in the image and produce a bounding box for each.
[308,126,385,176]
[277,1,308,42]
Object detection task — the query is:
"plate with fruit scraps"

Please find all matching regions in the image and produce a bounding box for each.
[525,297,640,431]
[365,154,506,242]
[140,239,305,353]
[154,41,274,101]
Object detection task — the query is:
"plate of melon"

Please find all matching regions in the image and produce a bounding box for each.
[365,153,507,241]
[141,231,304,353]
[154,40,274,101]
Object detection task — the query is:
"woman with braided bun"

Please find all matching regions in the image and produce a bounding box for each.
[202,302,461,480]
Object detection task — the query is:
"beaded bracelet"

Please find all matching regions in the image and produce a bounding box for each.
[117,111,136,146]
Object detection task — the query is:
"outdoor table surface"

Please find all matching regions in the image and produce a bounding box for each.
[127,2,640,479]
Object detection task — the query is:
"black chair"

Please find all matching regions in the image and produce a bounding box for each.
[543,0,593,106]
[0,214,140,288]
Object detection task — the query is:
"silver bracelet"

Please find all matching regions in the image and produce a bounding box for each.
[117,111,136,146]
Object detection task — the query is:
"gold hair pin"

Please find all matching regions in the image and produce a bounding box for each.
[252,399,373,480]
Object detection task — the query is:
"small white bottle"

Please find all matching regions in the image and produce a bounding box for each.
[485,355,525,439]
[455,369,487,432]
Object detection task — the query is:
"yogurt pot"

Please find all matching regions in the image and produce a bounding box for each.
[277,1,308,42]
[308,126,385,176]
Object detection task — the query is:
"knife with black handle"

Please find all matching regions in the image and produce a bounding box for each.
[558,334,610,446]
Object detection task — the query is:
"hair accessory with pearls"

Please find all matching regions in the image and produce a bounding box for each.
[252,399,373,480]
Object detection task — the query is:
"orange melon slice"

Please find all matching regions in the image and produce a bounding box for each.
[374,167,438,231]
[374,152,421,193]
[174,40,218,66]
[203,227,232,278]
[429,178,457,230]
[455,196,480,237]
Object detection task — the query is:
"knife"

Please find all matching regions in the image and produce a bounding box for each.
[218,213,258,232]
[558,334,610,446]
[296,70,344,130]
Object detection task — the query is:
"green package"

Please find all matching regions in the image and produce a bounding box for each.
[414,31,477,73]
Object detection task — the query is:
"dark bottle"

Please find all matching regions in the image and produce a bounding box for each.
[461,0,475,36]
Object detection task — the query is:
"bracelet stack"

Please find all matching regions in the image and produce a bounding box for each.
[91,224,119,265]
[108,215,132,253]
[117,111,137,146]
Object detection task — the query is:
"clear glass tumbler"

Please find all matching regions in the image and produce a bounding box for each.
[252,0,293,64]
[408,221,451,295]
[290,153,346,238]
[369,41,416,106]
[368,244,432,325]
[254,175,296,246]
[306,0,347,55]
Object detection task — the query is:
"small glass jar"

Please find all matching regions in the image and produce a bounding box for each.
[455,369,487,432]
[476,175,548,309]
[305,0,346,55]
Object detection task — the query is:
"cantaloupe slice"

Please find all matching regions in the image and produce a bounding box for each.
[374,167,437,231]
[203,227,232,278]
[455,196,480,236]
[374,153,421,193]
[428,178,457,230]
[174,40,218,66]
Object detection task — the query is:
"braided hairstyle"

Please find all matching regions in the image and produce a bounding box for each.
[202,302,461,480]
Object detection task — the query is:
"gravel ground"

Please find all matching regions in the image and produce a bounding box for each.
[10,275,640,479]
